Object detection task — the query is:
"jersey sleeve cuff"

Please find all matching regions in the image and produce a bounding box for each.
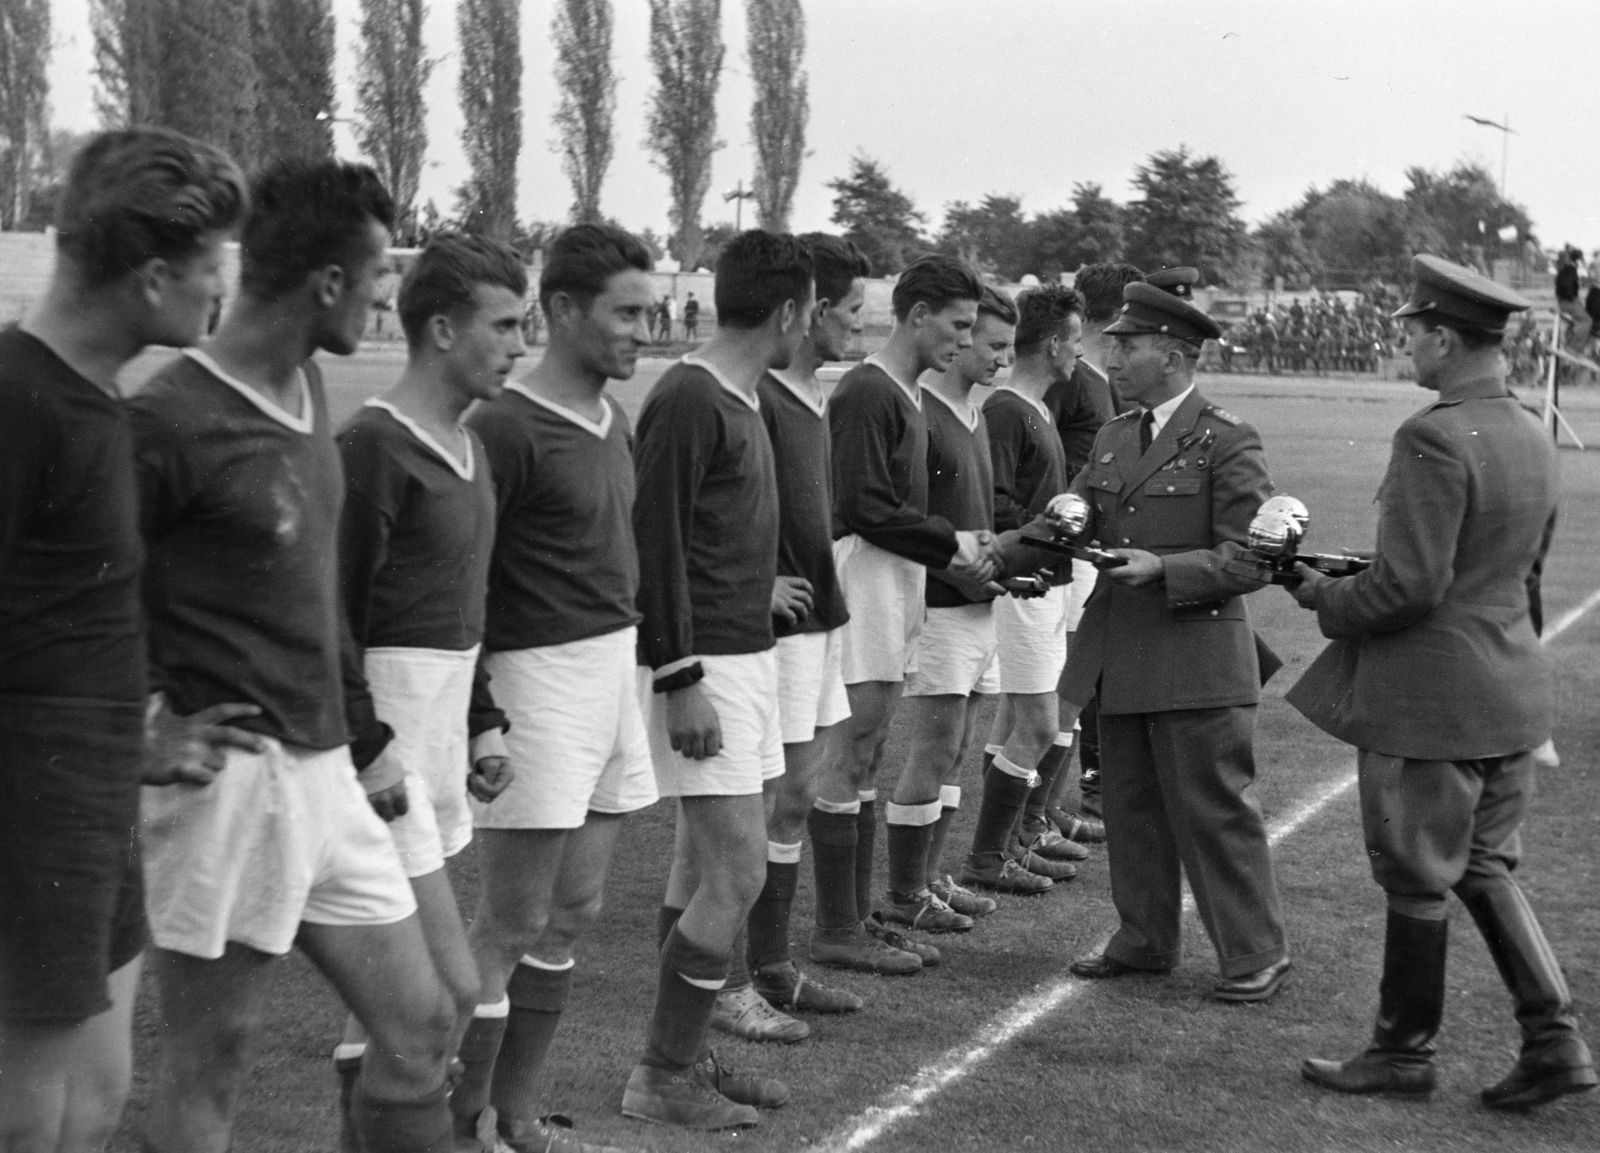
[651,657,705,694]
[470,729,508,764]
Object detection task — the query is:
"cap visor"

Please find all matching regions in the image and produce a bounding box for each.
[1391,300,1431,320]
[1103,317,1154,335]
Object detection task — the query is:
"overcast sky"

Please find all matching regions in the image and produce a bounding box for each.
[45,0,1600,251]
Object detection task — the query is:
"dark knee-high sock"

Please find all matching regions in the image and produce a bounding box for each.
[657,905,685,950]
[724,925,752,991]
[1024,740,1071,827]
[490,959,573,1127]
[1044,730,1077,811]
[334,1044,365,1153]
[968,756,1036,858]
[885,800,938,902]
[353,1080,453,1153]
[749,840,801,969]
[808,803,860,932]
[642,926,730,1073]
[854,790,877,922]
[926,785,960,885]
[450,997,509,1132]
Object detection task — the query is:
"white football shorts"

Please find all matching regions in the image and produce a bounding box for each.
[775,628,852,744]
[833,534,925,685]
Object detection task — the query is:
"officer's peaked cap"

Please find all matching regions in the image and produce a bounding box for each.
[1392,254,1530,335]
[1104,281,1222,344]
[1145,267,1200,299]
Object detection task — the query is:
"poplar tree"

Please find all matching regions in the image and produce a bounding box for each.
[645,0,722,270]
[745,0,805,233]
[456,0,521,239]
[0,0,50,227]
[355,0,432,233]
[252,0,336,161]
[551,0,616,224]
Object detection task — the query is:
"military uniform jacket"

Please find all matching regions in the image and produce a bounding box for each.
[1286,378,1558,761]
[1060,388,1271,714]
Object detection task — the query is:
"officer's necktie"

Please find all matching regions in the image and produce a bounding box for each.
[1139,409,1155,455]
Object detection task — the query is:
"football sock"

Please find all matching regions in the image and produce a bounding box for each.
[491,958,573,1128]
[449,997,508,1134]
[352,1081,453,1153]
[807,803,860,933]
[642,925,729,1073]
[969,756,1035,859]
[1024,738,1071,827]
[855,790,877,922]
[656,904,685,950]
[981,743,1001,779]
[748,841,802,969]
[725,925,752,991]
[885,799,940,901]
[334,1044,365,1153]
[926,785,960,885]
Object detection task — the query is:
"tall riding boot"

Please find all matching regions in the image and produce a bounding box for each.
[1460,879,1598,1110]
[1302,910,1447,1096]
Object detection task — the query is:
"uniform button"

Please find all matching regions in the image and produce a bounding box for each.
[1121,537,1131,545]
[1165,484,1177,493]
[1209,609,1218,617]
[1126,506,1136,515]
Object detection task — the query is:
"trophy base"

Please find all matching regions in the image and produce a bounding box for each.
[1018,534,1129,569]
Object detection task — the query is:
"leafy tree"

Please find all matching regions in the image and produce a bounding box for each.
[456,0,521,240]
[826,152,924,275]
[354,0,432,236]
[91,0,162,127]
[0,0,50,228]
[1066,183,1125,267]
[551,0,616,223]
[645,0,723,271]
[745,0,805,232]
[252,0,335,162]
[1124,146,1249,286]
[937,194,1029,281]
[697,219,739,269]
[1254,208,1318,290]
[1402,162,1534,271]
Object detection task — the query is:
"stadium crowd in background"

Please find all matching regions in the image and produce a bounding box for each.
[1,123,1593,1153]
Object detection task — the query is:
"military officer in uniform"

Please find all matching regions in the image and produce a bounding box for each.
[1289,255,1596,1109]
[1060,281,1291,1002]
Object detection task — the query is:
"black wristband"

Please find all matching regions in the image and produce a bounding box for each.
[652,662,705,694]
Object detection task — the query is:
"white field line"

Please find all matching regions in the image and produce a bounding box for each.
[816,583,1600,1153]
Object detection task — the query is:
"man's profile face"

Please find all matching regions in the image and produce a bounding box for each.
[1050,313,1085,382]
[568,267,654,380]
[446,283,527,402]
[811,278,866,363]
[149,230,231,348]
[955,314,1014,387]
[770,283,818,372]
[1402,317,1443,390]
[1106,333,1170,405]
[916,299,978,373]
[322,219,393,356]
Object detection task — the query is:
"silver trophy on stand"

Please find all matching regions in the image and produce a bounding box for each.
[1234,496,1370,585]
[1015,492,1129,569]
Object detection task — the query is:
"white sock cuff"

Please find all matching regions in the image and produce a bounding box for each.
[768,840,803,865]
[334,1042,367,1061]
[857,788,878,803]
[985,743,1005,757]
[1054,731,1074,748]
[994,753,1039,786]
[474,996,511,1018]
[813,796,861,815]
[885,799,943,827]
[680,974,727,991]
[519,955,576,972]
[939,784,961,809]
[1072,718,1082,732]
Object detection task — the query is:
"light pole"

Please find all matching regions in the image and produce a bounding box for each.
[1464,113,1515,195]
[723,179,756,231]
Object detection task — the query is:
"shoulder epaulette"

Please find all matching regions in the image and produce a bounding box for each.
[1108,409,1139,422]
[1203,405,1241,426]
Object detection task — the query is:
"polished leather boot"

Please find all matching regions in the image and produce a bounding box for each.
[1461,880,1599,1110]
[1302,911,1446,1096]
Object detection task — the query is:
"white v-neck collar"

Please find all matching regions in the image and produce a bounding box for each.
[363,399,474,480]
[921,384,980,431]
[865,354,922,409]
[683,356,760,412]
[997,384,1052,423]
[186,348,312,433]
[767,370,827,418]
[505,381,613,440]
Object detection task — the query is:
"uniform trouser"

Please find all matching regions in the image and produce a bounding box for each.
[1356,749,1527,909]
[1099,705,1287,978]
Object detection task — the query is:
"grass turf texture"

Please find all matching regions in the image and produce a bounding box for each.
[109,367,1600,1152]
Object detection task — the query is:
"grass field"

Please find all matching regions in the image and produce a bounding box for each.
[109,359,1600,1153]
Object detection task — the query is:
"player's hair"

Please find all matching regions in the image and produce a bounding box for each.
[397,232,528,348]
[977,285,1018,327]
[1074,262,1145,324]
[239,159,395,301]
[1014,285,1085,353]
[891,254,983,321]
[800,232,871,306]
[53,128,248,289]
[1416,315,1503,351]
[540,223,654,314]
[714,230,814,329]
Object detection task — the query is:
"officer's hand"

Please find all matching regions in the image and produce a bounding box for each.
[666,682,723,761]
[771,575,815,627]
[142,695,267,786]
[1287,562,1328,608]
[468,755,513,802]
[1102,548,1164,587]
